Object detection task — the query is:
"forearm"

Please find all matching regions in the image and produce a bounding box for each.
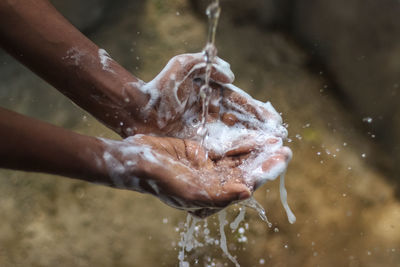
[0,0,148,135]
[0,107,109,183]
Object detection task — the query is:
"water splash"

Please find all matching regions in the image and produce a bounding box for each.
[218,210,241,267]
[176,1,297,265]
[230,206,246,231]
[241,197,273,228]
[179,214,201,267]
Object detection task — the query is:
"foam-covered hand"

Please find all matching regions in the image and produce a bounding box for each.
[120,53,232,136]
[121,54,283,139]
[98,134,291,217]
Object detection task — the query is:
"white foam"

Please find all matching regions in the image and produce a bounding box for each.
[63,47,85,65]
[279,172,296,224]
[98,48,115,73]
[133,54,234,130]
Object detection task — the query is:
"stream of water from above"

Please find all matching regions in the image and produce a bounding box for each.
[197,0,220,153]
[178,1,295,266]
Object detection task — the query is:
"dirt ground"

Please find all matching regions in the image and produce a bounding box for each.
[0,1,399,266]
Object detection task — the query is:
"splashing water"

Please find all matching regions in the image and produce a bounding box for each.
[176,1,296,266]
[177,183,296,266]
[179,215,201,267]
[241,197,273,228]
[230,206,246,231]
[218,210,241,267]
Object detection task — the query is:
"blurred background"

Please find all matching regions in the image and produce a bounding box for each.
[0,0,399,266]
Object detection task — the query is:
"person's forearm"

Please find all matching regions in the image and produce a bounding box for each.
[0,0,148,135]
[0,107,109,183]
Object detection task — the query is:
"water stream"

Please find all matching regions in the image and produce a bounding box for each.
[177,1,295,266]
[197,0,221,151]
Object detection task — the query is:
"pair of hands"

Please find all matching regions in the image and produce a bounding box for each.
[100,53,292,217]
[0,0,290,217]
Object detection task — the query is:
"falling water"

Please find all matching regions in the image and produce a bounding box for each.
[197,0,221,150]
[218,210,241,267]
[177,1,295,266]
[241,197,273,228]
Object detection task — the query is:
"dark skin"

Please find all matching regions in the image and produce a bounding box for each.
[0,0,291,214]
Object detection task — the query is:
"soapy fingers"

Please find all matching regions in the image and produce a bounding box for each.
[220,84,283,129]
[172,53,235,84]
[153,53,235,102]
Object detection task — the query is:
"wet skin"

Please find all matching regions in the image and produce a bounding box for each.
[0,0,291,213]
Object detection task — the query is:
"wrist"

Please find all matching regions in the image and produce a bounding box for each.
[93,137,149,191]
[77,136,112,185]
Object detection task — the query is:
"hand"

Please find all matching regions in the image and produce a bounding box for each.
[98,134,291,217]
[119,53,233,136]
[120,54,286,140]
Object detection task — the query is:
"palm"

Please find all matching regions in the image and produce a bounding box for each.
[120,134,291,217]
[129,135,250,208]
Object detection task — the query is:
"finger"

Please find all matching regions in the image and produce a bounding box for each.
[213,57,235,83]
[172,53,234,84]
[221,84,281,124]
[170,55,233,103]
[221,182,251,202]
[208,83,222,116]
[183,139,212,167]
[251,147,292,190]
[189,61,234,84]
[220,112,238,126]
[225,136,280,157]
[205,184,250,208]
[221,85,264,122]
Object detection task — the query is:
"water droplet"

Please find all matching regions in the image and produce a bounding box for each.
[362,117,373,123]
